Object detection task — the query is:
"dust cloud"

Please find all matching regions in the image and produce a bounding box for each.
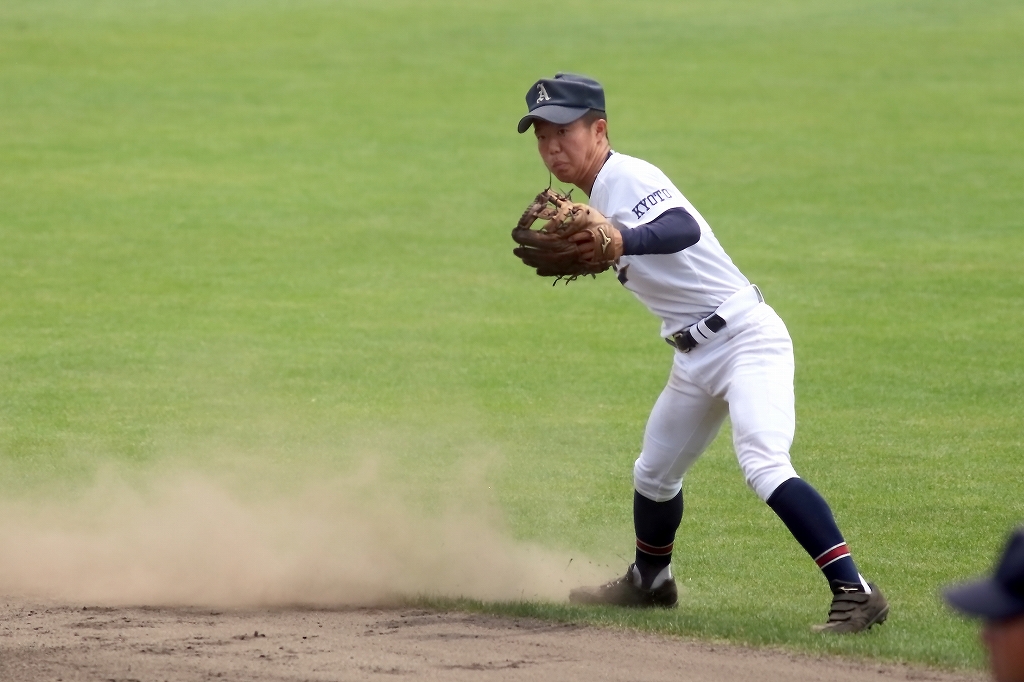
[0,457,603,608]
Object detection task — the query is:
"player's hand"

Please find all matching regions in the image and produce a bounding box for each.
[570,224,623,263]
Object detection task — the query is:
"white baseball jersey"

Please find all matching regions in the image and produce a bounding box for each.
[588,152,749,336]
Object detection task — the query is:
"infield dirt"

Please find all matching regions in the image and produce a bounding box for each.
[0,470,987,682]
[0,601,986,682]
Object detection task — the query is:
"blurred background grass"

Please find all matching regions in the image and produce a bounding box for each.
[1,0,1022,669]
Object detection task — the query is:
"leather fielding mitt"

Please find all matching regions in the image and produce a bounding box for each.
[511,189,623,283]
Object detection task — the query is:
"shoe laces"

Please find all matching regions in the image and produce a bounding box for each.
[824,590,870,622]
[831,591,869,606]
[600,566,640,590]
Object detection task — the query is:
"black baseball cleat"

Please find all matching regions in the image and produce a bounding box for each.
[569,564,678,608]
[812,581,889,633]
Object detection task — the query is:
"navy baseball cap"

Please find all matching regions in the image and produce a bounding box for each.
[944,527,1024,620]
[517,73,605,134]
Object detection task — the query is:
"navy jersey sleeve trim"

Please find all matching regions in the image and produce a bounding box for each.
[620,207,701,256]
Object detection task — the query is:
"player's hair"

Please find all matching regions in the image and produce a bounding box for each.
[582,109,609,143]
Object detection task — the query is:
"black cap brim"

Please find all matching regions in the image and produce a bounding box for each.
[517,104,589,133]
[944,578,1024,620]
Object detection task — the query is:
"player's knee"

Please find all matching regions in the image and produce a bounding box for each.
[744,465,799,502]
[633,462,683,503]
[734,431,797,502]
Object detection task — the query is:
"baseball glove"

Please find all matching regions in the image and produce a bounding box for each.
[511,189,623,283]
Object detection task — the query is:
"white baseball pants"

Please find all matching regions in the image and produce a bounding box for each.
[634,302,800,503]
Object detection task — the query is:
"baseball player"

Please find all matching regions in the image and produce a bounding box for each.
[515,73,889,633]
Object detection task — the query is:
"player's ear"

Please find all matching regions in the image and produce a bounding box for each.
[593,117,608,139]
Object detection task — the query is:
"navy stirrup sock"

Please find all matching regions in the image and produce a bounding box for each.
[633,489,683,588]
[766,478,865,593]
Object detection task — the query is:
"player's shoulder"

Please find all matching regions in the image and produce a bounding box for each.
[592,152,682,220]
[600,152,670,182]
[595,152,675,196]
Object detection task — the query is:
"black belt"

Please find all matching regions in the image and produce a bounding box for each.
[665,314,726,353]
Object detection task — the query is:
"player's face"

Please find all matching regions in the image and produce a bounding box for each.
[983,615,1024,682]
[533,118,605,188]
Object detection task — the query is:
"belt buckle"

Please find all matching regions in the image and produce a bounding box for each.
[667,331,693,353]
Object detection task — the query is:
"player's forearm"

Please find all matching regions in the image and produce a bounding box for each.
[620,208,701,256]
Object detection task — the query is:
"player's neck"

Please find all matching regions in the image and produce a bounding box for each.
[576,142,612,197]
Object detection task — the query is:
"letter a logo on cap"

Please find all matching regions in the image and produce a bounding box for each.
[536,83,551,103]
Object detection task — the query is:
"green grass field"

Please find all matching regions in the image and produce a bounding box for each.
[2,0,1022,671]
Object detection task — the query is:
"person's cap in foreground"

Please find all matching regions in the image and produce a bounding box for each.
[944,527,1024,620]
